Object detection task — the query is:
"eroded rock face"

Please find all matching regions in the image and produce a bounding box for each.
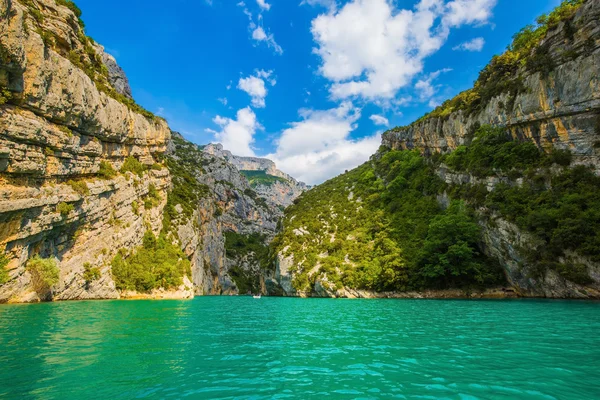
[0,0,171,302]
[165,134,282,296]
[0,0,297,303]
[204,143,308,208]
[382,0,600,170]
[94,44,133,100]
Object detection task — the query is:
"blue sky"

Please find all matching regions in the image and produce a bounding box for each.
[76,0,561,184]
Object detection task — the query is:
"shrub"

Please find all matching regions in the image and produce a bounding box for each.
[83,262,101,282]
[131,201,140,216]
[67,179,89,196]
[111,232,191,292]
[57,202,74,216]
[56,0,82,18]
[144,184,161,209]
[98,161,117,179]
[0,252,9,285]
[26,256,60,292]
[120,156,147,177]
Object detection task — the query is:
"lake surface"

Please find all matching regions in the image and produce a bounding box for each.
[0,297,599,399]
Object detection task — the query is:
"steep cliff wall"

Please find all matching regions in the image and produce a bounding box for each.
[165,134,280,296]
[0,0,172,302]
[382,0,600,168]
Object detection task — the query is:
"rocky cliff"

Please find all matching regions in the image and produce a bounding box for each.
[165,134,281,296]
[0,0,172,302]
[382,0,599,168]
[204,143,308,208]
[0,0,286,302]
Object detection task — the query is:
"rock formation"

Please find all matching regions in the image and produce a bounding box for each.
[0,0,289,302]
[204,143,308,207]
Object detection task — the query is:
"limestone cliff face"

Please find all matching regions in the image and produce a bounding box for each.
[382,0,600,169]
[0,0,172,302]
[204,144,308,208]
[0,0,296,303]
[166,134,281,296]
[435,169,600,299]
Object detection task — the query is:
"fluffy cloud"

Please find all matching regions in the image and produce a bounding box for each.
[443,0,496,27]
[452,37,485,51]
[267,103,381,184]
[206,107,261,156]
[238,70,276,108]
[311,0,496,100]
[256,0,271,11]
[369,114,389,126]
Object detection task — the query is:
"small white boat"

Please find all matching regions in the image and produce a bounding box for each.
[253,295,261,299]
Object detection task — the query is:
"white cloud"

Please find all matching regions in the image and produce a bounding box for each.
[267,102,380,184]
[251,26,283,54]
[218,97,228,106]
[301,0,337,10]
[239,1,283,55]
[237,70,276,108]
[206,107,261,156]
[452,37,485,51]
[369,114,389,126]
[443,0,496,27]
[311,0,496,101]
[256,0,271,11]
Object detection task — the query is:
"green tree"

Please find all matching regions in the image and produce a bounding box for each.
[417,202,486,287]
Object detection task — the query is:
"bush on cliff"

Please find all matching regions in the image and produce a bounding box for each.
[26,256,60,293]
[120,157,147,178]
[0,253,9,285]
[111,231,191,292]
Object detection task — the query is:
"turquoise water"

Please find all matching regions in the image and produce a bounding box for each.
[0,298,599,399]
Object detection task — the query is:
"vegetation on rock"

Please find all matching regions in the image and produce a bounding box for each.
[276,122,598,293]
[384,0,586,130]
[83,262,101,283]
[57,202,74,216]
[225,232,273,294]
[19,0,159,120]
[161,137,210,233]
[26,256,60,293]
[98,160,117,179]
[0,253,9,285]
[240,170,286,187]
[273,146,504,293]
[120,157,147,177]
[111,231,191,292]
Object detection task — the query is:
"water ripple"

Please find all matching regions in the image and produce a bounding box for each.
[0,298,599,399]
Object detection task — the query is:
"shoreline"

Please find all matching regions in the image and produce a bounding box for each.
[3,287,600,304]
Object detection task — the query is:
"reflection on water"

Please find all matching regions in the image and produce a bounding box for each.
[1,298,599,399]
